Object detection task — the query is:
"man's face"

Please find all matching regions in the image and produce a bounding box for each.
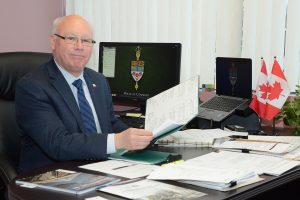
[50,17,93,77]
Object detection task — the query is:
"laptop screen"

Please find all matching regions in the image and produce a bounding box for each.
[216,57,252,99]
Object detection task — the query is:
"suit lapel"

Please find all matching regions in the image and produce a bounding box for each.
[46,59,85,132]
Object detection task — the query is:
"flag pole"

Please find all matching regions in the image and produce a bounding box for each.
[272,56,276,136]
[272,117,277,135]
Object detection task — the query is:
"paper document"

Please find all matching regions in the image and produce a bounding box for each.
[152,119,183,140]
[181,175,263,191]
[157,128,233,147]
[248,135,300,144]
[145,76,199,140]
[148,164,257,184]
[80,160,159,179]
[186,151,300,176]
[99,179,206,200]
[213,138,299,156]
[147,150,300,191]
[247,135,300,160]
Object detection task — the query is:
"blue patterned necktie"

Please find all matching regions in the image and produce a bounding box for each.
[72,79,97,133]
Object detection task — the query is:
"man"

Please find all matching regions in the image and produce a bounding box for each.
[15,15,153,172]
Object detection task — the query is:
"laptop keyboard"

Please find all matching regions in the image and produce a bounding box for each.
[201,97,245,112]
[118,116,145,128]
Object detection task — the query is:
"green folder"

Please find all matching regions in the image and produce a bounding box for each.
[109,149,181,165]
[151,124,184,144]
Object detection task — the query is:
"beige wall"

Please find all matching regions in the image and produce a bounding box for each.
[0,0,65,53]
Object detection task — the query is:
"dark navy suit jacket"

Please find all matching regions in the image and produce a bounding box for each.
[15,58,128,172]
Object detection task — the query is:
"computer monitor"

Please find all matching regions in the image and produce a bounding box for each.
[98,42,181,114]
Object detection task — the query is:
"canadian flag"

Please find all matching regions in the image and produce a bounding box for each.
[250,58,290,121]
[249,59,269,118]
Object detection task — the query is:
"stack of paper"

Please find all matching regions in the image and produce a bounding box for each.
[212,137,300,157]
[247,135,300,160]
[156,128,233,147]
[147,157,261,191]
[147,150,300,191]
[188,151,300,176]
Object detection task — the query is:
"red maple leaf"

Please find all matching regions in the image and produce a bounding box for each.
[268,81,283,101]
[259,83,269,100]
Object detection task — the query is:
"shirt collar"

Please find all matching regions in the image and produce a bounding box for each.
[54,59,86,87]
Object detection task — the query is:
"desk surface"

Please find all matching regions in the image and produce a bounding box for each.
[8,146,300,200]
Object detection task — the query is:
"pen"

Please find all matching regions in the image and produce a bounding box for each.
[230,135,248,139]
[234,139,288,144]
[112,164,136,170]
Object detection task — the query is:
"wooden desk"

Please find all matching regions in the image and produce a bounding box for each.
[8,146,300,200]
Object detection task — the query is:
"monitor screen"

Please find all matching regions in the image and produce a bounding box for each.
[98,42,181,114]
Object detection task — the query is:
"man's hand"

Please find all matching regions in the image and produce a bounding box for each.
[115,128,153,150]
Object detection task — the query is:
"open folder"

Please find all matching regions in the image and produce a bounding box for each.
[109,149,181,165]
[144,76,199,135]
[110,76,199,164]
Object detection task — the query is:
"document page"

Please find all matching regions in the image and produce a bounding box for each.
[214,140,280,152]
[157,128,233,147]
[185,151,300,176]
[147,149,300,190]
[147,163,256,184]
[152,119,183,139]
[99,179,206,200]
[145,76,199,134]
[102,47,116,77]
[249,135,300,144]
[213,139,299,155]
[80,160,159,179]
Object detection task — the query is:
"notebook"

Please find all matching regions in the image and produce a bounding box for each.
[198,57,252,122]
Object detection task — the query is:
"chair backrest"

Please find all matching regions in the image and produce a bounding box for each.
[0,52,52,186]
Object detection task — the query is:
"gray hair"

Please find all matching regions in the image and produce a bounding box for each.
[51,15,94,36]
[51,16,64,34]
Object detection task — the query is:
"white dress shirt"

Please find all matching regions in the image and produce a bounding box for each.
[54,60,116,154]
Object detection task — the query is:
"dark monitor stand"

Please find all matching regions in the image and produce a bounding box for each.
[187,111,260,134]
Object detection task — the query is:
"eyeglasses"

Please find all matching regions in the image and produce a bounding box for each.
[54,33,96,47]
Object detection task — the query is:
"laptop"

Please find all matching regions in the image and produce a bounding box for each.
[198,57,252,122]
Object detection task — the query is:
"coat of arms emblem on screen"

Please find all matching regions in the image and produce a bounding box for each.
[131,46,144,90]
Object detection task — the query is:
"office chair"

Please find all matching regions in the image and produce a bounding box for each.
[0,52,52,199]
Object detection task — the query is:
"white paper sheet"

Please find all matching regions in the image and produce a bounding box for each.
[145,76,199,132]
[99,179,206,200]
[80,160,159,179]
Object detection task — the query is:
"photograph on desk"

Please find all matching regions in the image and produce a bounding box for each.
[15,169,120,194]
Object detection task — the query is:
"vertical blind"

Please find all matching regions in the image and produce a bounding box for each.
[66,0,300,91]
